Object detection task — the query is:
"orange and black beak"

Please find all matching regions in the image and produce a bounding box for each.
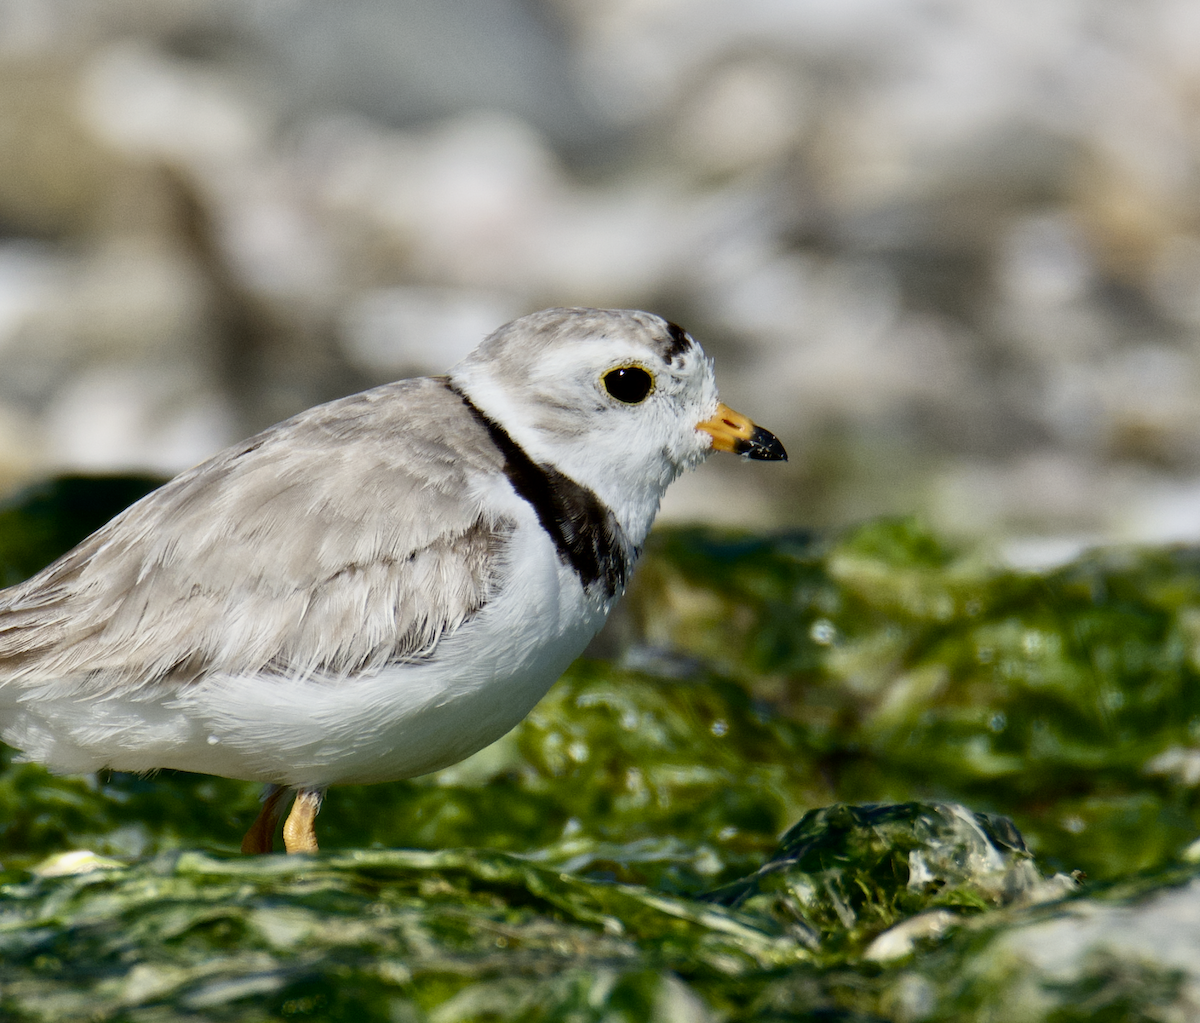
[696,403,787,461]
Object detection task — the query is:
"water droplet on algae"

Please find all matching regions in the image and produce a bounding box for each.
[809,618,836,645]
[989,712,1007,732]
[710,719,728,737]
[625,767,645,794]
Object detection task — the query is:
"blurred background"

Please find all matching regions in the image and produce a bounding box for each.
[2,0,1200,564]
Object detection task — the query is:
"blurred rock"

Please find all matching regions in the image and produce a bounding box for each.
[960,878,1200,1019]
[42,363,232,474]
[0,58,123,237]
[338,286,521,376]
[704,801,1071,954]
[669,55,812,180]
[0,402,39,497]
[5,0,1200,548]
[79,41,273,167]
[239,0,608,152]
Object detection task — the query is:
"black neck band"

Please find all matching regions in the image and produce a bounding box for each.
[448,383,630,598]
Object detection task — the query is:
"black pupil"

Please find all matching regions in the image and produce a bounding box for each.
[604,367,653,404]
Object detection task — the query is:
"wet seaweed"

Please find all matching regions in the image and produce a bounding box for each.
[3,479,1200,1020]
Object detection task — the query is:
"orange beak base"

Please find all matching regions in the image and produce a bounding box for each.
[696,403,787,461]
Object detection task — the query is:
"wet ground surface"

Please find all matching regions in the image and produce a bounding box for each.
[2,477,1200,1020]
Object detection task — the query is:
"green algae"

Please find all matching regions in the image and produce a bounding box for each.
[631,521,1200,881]
[0,848,801,1022]
[3,476,1200,1019]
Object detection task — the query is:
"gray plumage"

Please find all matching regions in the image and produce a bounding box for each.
[0,378,512,693]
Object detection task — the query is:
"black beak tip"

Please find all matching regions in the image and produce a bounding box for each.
[740,426,788,462]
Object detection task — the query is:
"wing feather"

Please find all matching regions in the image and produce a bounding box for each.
[0,378,513,690]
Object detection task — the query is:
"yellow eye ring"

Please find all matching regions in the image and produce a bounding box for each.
[602,365,655,404]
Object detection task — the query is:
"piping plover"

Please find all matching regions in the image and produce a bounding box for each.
[0,308,785,854]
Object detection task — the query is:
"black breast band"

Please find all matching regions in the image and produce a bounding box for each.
[447,384,630,598]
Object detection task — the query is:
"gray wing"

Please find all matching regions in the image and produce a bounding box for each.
[0,378,514,690]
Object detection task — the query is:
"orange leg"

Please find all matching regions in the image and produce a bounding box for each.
[282,788,323,854]
[240,784,289,854]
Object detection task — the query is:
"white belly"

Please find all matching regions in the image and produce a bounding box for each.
[180,520,609,787]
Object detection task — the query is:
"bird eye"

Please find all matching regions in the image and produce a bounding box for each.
[603,366,654,404]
